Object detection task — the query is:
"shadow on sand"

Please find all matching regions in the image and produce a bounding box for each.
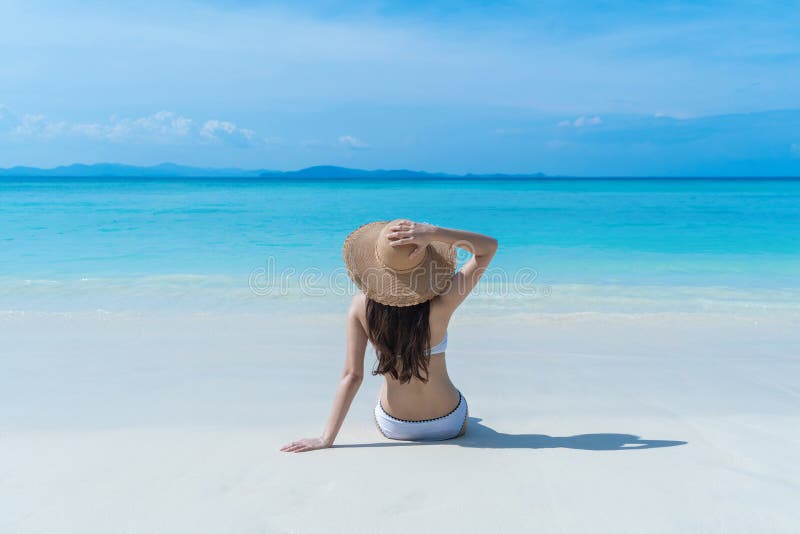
[335,417,687,450]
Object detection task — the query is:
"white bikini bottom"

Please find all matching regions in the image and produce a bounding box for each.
[373,390,468,441]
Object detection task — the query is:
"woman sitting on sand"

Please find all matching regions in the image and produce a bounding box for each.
[281,219,498,452]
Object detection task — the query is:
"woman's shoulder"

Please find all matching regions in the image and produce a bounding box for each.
[348,292,368,324]
[350,292,367,308]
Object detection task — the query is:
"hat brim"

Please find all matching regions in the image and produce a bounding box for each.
[342,221,458,307]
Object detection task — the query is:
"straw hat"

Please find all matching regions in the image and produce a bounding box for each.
[342,219,458,307]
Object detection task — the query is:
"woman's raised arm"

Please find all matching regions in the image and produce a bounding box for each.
[387,220,498,312]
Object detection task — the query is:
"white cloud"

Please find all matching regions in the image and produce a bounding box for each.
[105,111,194,141]
[0,107,258,146]
[654,111,692,119]
[14,114,68,138]
[200,120,256,145]
[558,115,602,128]
[338,134,368,149]
[575,115,602,127]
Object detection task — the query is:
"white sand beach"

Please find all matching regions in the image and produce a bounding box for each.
[1,310,798,533]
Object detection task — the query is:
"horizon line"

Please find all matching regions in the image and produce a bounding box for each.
[1,162,799,180]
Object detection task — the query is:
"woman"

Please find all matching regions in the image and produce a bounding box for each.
[280,219,498,452]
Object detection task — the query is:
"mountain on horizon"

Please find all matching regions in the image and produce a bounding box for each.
[0,163,549,179]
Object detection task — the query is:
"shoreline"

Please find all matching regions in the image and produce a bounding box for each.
[3,278,800,317]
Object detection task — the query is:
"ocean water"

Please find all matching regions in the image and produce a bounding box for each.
[2,177,799,314]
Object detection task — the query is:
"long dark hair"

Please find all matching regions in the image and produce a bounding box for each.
[366,297,431,384]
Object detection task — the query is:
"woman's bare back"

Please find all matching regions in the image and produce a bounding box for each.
[355,292,461,421]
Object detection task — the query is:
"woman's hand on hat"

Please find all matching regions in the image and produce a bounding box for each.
[387,220,438,259]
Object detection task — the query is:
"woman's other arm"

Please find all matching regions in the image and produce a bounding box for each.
[280,295,367,452]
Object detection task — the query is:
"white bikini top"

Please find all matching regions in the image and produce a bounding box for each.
[427,331,448,355]
[375,331,448,358]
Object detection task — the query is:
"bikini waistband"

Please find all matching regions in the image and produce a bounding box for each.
[376,390,464,424]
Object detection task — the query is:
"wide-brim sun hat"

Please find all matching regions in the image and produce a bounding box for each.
[343,219,458,307]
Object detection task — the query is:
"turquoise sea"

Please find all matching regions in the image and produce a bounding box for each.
[2,177,799,314]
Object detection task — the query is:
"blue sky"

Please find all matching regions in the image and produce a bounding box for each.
[1,0,799,175]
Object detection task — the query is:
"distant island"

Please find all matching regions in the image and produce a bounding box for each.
[0,163,548,179]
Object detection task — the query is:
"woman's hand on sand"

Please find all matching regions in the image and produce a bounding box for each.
[280,437,332,453]
[387,220,438,259]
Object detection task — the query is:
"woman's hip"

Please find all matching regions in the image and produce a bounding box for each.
[373,390,468,441]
